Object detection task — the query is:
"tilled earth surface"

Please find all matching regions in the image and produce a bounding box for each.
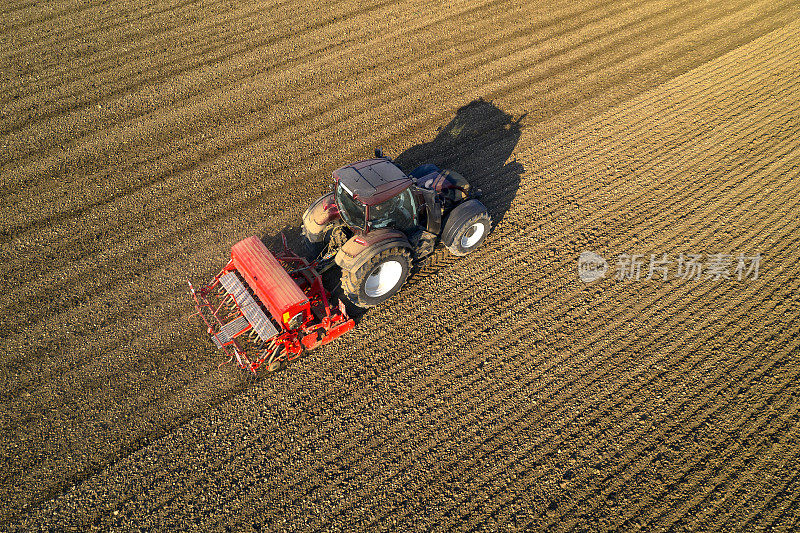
[2,0,800,530]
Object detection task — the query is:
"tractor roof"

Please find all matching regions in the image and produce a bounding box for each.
[333,158,412,206]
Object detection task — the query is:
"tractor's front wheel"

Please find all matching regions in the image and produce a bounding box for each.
[342,247,412,308]
[442,199,492,256]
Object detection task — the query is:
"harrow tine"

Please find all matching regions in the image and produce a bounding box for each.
[217,354,234,370]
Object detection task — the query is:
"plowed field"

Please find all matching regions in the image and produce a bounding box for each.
[2,0,799,529]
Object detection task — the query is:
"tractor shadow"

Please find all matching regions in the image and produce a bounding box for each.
[266,99,524,325]
[394,98,525,281]
[394,97,525,228]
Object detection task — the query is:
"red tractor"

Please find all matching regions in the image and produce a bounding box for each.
[189,151,491,373]
[302,149,492,307]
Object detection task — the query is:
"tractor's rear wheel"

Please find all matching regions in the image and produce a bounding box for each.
[442,199,492,256]
[342,247,412,308]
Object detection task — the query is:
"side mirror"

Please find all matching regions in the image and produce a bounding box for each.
[375,148,384,158]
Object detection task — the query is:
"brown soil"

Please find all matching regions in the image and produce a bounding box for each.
[2,0,799,529]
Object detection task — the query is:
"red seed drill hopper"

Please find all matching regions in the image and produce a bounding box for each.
[188,235,354,373]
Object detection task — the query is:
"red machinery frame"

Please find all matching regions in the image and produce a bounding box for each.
[189,234,354,373]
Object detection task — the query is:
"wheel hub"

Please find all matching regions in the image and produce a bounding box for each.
[460,222,485,248]
[365,260,403,297]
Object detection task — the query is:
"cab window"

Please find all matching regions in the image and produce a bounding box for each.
[369,188,416,231]
[336,182,366,229]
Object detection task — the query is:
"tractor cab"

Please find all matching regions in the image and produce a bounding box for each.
[301,152,491,308]
[333,158,418,233]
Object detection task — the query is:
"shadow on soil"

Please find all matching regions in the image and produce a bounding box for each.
[266,99,524,330]
[395,98,525,226]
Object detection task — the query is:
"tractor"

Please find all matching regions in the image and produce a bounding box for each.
[302,149,492,307]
